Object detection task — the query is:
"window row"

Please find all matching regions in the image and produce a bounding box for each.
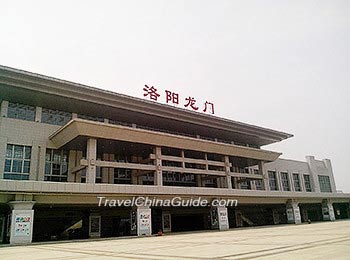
[7,102,103,126]
[4,145,69,181]
[268,171,313,192]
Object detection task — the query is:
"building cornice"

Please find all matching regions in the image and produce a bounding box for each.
[0,65,293,145]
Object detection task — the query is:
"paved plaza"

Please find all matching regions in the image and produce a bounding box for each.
[1,221,349,260]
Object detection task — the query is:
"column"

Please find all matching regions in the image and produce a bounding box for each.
[67,150,77,182]
[30,141,46,181]
[76,150,83,182]
[154,147,162,186]
[131,156,139,185]
[108,154,115,184]
[35,107,42,123]
[86,138,97,183]
[286,200,301,224]
[259,161,269,191]
[0,136,8,179]
[8,201,35,245]
[224,156,232,189]
[36,143,47,181]
[322,199,335,221]
[276,170,282,191]
[1,100,9,117]
[102,153,109,183]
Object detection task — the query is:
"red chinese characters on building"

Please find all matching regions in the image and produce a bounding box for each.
[184,96,199,111]
[143,85,160,101]
[143,85,215,114]
[165,90,179,105]
[203,101,214,114]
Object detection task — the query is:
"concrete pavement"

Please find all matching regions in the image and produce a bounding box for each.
[1,221,349,260]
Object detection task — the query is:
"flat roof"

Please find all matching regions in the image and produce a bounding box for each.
[0,65,293,146]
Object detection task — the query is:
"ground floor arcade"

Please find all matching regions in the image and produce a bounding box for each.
[0,196,349,245]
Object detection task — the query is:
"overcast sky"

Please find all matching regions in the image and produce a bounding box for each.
[1,1,349,192]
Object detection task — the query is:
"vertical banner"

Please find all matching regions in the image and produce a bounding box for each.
[137,208,152,236]
[217,207,229,230]
[14,214,31,237]
[10,209,34,245]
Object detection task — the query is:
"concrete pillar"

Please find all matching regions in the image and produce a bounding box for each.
[108,154,115,184]
[286,200,301,224]
[1,100,9,117]
[67,150,77,182]
[300,172,306,192]
[258,161,269,191]
[131,170,138,185]
[154,147,162,186]
[86,139,97,183]
[288,171,295,192]
[131,156,138,185]
[224,156,232,189]
[8,201,35,245]
[29,142,40,181]
[102,153,109,183]
[137,206,152,236]
[35,107,42,123]
[322,199,336,221]
[181,150,185,169]
[276,169,282,191]
[36,143,46,181]
[0,136,8,179]
[76,151,83,182]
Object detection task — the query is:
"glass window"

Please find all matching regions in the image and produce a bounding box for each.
[319,175,332,192]
[44,149,68,182]
[41,108,72,126]
[280,172,290,191]
[5,159,11,172]
[6,144,13,158]
[255,179,264,190]
[239,179,251,190]
[23,161,30,173]
[7,102,35,121]
[303,175,312,192]
[114,168,132,184]
[293,173,302,192]
[4,144,31,180]
[96,167,102,183]
[268,171,278,191]
[14,145,24,159]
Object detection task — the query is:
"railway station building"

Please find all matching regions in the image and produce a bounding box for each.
[0,65,349,245]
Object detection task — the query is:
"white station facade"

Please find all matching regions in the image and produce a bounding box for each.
[0,65,349,245]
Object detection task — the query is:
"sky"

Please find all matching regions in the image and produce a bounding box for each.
[1,0,349,192]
